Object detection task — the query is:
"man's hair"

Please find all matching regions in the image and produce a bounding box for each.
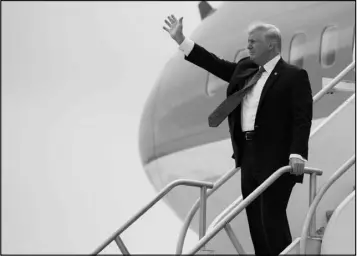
[247,22,282,52]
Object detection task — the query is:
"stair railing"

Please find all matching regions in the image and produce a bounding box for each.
[176,166,241,254]
[206,194,243,233]
[91,179,214,255]
[186,166,323,254]
[299,155,355,254]
[313,61,355,103]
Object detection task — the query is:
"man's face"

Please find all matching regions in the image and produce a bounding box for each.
[247,29,270,65]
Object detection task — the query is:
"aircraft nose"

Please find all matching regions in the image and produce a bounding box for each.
[139,51,229,166]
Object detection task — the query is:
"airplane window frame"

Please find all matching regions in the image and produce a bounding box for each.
[289,32,307,69]
[320,25,338,68]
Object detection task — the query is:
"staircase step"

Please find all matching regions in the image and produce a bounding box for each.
[280,237,322,254]
[197,248,215,255]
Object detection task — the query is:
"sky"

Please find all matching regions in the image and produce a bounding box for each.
[2,1,221,254]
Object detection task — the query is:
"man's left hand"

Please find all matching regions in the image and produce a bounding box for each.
[289,157,305,175]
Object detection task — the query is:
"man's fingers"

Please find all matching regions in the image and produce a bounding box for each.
[298,162,305,174]
[296,163,302,175]
[164,15,182,30]
[171,14,177,22]
[290,164,296,175]
[289,158,305,175]
[289,160,294,173]
[300,163,305,174]
[292,165,298,175]
[167,16,174,24]
[293,163,305,175]
[163,26,169,32]
[164,20,172,28]
[296,164,301,175]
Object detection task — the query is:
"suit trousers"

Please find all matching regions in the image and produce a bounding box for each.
[241,138,296,255]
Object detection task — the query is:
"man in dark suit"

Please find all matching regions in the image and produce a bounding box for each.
[163,15,313,255]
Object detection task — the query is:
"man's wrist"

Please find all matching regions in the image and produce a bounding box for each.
[178,37,194,56]
[175,35,185,45]
[289,154,307,162]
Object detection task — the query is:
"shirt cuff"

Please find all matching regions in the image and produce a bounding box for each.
[178,37,195,56]
[289,154,307,162]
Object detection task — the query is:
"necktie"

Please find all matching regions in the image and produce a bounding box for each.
[208,66,265,127]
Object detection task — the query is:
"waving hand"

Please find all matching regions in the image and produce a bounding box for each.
[163,14,185,45]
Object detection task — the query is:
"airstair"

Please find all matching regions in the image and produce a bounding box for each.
[92,61,355,255]
[280,156,355,255]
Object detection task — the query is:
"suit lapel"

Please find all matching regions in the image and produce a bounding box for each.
[256,58,284,114]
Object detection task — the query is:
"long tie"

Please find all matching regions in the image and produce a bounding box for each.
[208,66,265,127]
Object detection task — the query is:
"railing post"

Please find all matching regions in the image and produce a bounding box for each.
[199,186,207,242]
[176,167,241,255]
[224,223,245,254]
[92,180,213,255]
[309,173,317,236]
[115,235,130,255]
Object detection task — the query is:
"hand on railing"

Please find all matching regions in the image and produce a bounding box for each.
[186,166,322,255]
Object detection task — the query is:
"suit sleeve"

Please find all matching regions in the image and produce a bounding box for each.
[290,69,313,160]
[184,43,237,83]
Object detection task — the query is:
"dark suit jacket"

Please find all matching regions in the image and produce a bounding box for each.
[184,43,313,183]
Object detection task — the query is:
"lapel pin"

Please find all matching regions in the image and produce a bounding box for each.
[274,72,278,75]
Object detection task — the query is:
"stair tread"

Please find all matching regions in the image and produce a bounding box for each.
[281,237,322,255]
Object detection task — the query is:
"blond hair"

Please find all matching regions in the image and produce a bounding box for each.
[247,22,282,52]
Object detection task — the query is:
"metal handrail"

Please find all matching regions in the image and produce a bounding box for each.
[207,195,243,231]
[224,223,246,254]
[186,166,323,255]
[176,167,241,254]
[313,61,355,103]
[203,196,245,254]
[299,155,355,254]
[92,179,214,255]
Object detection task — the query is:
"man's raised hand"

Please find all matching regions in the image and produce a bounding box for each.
[163,14,185,45]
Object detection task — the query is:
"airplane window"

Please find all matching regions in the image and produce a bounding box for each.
[289,33,306,68]
[206,49,248,97]
[320,26,338,67]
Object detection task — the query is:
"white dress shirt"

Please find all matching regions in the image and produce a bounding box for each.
[241,55,280,132]
[178,37,306,162]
